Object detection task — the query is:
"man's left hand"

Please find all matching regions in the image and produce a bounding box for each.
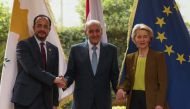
[53,106,57,109]
[155,105,163,109]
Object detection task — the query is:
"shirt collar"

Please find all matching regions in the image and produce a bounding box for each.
[88,40,100,50]
[34,35,47,46]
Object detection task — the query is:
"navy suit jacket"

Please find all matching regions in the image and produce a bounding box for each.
[64,41,119,109]
[11,36,59,109]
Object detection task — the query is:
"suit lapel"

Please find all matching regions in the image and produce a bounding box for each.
[46,42,52,71]
[132,51,139,75]
[144,49,153,78]
[83,42,95,77]
[95,43,105,76]
[29,36,43,67]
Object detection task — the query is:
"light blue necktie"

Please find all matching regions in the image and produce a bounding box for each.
[91,46,97,75]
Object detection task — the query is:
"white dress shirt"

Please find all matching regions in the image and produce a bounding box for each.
[88,40,100,63]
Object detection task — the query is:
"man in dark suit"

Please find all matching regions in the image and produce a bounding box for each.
[63,20,119,109]
[11,15,65,109]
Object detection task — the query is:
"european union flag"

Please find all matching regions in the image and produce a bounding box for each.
[120,0,190,109]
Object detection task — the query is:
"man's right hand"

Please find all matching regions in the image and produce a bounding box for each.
[54,76,67,89]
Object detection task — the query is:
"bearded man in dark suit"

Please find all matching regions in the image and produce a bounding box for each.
[11,15,65,109]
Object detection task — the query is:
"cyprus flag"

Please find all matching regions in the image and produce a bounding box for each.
[0,0,73,109]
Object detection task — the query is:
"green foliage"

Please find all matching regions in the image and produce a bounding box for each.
[60,102,72,109]
[0,3,11,77]
[103,0,132,33]
[0,3,10,43]
[59,27,86,56]
[107,31,127,67]
[76,0,86,24]
[0,42,6,77]
[103,0,133,65]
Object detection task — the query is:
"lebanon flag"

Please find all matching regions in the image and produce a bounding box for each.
[0,0,74,109]
[86,0,107,43]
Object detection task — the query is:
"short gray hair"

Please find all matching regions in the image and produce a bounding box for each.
[84,20,102,32]
[131,23,153,42]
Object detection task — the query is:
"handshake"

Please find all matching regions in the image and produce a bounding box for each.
[53,76,67,89]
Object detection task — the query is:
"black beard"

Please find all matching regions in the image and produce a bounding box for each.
[35,34,47,41]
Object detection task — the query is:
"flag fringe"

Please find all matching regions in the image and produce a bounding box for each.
[44,0,57,30]
[119,0,139,80]
[126,0,138,52]
[58,94,73,108]
[44,0,68,61]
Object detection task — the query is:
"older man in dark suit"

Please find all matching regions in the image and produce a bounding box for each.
[11,15,65,109]
[63,20,119,109]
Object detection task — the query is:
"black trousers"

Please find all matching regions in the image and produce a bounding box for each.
[14,94,46,109]
[91,101,97,109]
[130,90,147,109]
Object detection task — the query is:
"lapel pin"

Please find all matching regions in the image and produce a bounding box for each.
[48,48,51,52]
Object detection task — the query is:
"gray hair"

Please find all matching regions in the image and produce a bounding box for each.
[131,23,153,42]
[84,20,102,32]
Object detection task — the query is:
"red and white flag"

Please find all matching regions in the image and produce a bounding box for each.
[86,0,107,43]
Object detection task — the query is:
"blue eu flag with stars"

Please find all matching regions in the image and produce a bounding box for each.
[120,0,190,109]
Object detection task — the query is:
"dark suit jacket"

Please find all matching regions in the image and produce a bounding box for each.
[118,49,168,109]
[64,41,119,109]
[11,36,59,109]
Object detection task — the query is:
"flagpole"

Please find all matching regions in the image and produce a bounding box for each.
[60,0,63,29]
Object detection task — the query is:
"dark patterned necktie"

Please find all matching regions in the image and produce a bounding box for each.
[40,42,46,69]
